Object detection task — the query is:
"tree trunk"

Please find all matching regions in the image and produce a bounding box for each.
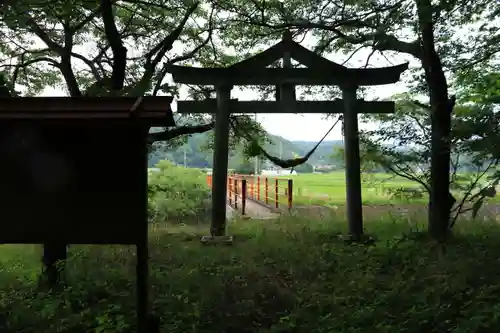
[416,0,453,241]
[428,101,453,241]
[40,242,67,289]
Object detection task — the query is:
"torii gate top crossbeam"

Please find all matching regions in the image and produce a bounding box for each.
[167,64,409,86]
[167,30,409,87]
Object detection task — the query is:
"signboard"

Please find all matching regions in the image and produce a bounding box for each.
[0,120,147,244]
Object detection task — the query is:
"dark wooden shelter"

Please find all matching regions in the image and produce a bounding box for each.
[168,30,408,240]
[0,95,174,333]
[0,96,174,244]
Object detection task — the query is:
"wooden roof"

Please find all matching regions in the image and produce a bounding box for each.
[167,30,409,87]
[0,96,175,126]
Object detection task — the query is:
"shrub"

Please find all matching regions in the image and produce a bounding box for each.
[234,159,257,175]
[148,160,210,223]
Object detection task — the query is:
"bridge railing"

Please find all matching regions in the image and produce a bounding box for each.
[205,174,293,213]
[233,175,293,211]
[206,174,248,215]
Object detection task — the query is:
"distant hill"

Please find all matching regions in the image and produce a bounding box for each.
[291,140,344,165]
[148,131,483,172]
[148,131,344,169]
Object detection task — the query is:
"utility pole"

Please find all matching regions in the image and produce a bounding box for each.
[279,141,284,174]
[183,146,187,168]
[254,113,259,175]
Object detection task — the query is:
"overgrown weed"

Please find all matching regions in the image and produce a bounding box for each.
[2,217,500,332]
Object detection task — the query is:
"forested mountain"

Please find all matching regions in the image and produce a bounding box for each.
[148,131,489,173]
[148,132,344,169]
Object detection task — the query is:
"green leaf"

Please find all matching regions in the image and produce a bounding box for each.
[472,199,484,220]
[481,186,497,198]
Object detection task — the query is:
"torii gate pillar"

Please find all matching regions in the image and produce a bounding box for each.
[342,86,363,238]
[210,85,232,237]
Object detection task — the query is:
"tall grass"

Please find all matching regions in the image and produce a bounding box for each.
[2,217,500,332]
[3,164,500,332]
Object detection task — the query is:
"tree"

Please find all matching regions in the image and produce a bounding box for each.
[356,91,500,221]
[234,158,256,175]
[0,0,269,141]
[0,0,270,286]
[294,162,313,173]
[213,0,500,240]
[0,0,208,287]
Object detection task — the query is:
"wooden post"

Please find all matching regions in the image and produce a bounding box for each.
[287,179,293,210]
[242,179,247,215]
[275,179,279,209]
[257,176,261,201]
[210,85,232,237]
[136,126,150,333]
[342,86,363,239]
[249,177,253,198]
[234,178,238,210]
[228,177,233,206]
[265,177,269,204]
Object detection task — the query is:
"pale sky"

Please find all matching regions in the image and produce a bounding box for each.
[10,3,491,142]
[36,26,419,142]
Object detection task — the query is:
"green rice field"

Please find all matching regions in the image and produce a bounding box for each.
[238,171,500,207]
[285,171,422,205]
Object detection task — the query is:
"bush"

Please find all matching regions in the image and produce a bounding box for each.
[294,162,313,173]
[148,160,210,223]
[234,159,257,175]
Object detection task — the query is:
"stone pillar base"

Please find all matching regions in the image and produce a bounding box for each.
[200,235,234,246]
[338,233,375,245]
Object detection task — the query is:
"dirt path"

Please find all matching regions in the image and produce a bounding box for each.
[228,194,500,222]
[229,197,279,219]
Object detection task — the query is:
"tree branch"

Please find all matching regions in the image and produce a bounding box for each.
[6,57,60,88]
[387,161,430,192]
[233,10,423,59]
[412,100,431,110]
[61,22,82,96]
[100,0,127,91]
[450,159,499,226]
[166,6,214,65]
[143,1,199,61]
[72,4,104,32]
[135,1,200,95]
[406,110,430,138]
[19,13,84,96]
[151,7,215,95]
[148,122,214,143]
[71,52,102,81]
[23,15,64,53]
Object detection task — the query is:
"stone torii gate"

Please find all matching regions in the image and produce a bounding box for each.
[168,31,408,241]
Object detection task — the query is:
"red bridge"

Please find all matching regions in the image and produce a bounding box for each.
[206,174,293,217]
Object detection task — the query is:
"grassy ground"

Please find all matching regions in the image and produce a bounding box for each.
[287,171,421,205]
[3,217,500,333]
[240,172,425,208]
[267,171,499,206]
